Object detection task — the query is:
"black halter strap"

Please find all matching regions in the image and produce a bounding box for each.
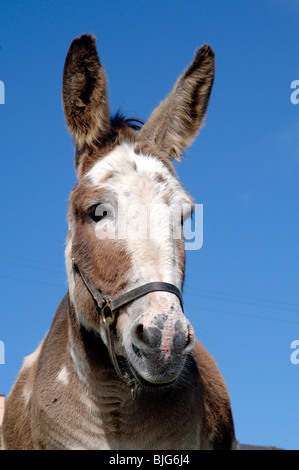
[72,260,183,398]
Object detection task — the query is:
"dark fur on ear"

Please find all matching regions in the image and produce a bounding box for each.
[62,34,110,165]
[140,45,215,161]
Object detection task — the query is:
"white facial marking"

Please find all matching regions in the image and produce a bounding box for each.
[86,142,192,291]
[66,142,192,352]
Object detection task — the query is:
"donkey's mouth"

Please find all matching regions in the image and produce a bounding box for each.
[128,363,178,388]
[117,354,179,388]
[124,349,186,389]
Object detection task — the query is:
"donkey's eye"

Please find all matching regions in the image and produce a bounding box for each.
[88,204,108,223]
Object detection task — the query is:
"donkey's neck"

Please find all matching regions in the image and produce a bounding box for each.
[67,295,132,403]
[65,293,200,449]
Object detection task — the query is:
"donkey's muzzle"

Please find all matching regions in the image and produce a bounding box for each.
[130,317,195,385]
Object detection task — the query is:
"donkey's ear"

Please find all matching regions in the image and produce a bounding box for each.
[140,45,215,161]
[62,34,110,166]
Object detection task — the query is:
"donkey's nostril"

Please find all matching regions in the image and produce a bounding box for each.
[135,323,149,346]
[136,323,143,336]
[133,323,162,349]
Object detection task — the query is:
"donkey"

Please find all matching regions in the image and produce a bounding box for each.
[1,34,235,450]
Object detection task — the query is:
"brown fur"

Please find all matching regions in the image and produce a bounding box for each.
[68,184,133,330]
[1,34,235,450]
[62,34,110,168]
[140,44,215,161]
[2,294,233,450]
[76,123,178,179]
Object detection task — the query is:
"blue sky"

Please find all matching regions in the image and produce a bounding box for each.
[0,0,298,450]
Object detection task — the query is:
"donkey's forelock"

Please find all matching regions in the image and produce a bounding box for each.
[73,112,144,177]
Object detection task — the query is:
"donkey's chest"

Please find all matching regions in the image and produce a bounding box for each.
[35,388,201,450]
[76,390,201,450]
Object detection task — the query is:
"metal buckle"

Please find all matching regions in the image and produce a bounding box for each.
[130,381,138,400]
[101,298,116,327]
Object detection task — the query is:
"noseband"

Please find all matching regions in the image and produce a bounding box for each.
[72,260,183,399]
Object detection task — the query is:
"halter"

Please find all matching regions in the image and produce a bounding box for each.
[72,260,183,399]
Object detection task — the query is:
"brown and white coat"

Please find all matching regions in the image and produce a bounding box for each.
[1,34,235,450]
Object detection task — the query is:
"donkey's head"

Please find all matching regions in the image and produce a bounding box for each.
[63,35,214,387]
